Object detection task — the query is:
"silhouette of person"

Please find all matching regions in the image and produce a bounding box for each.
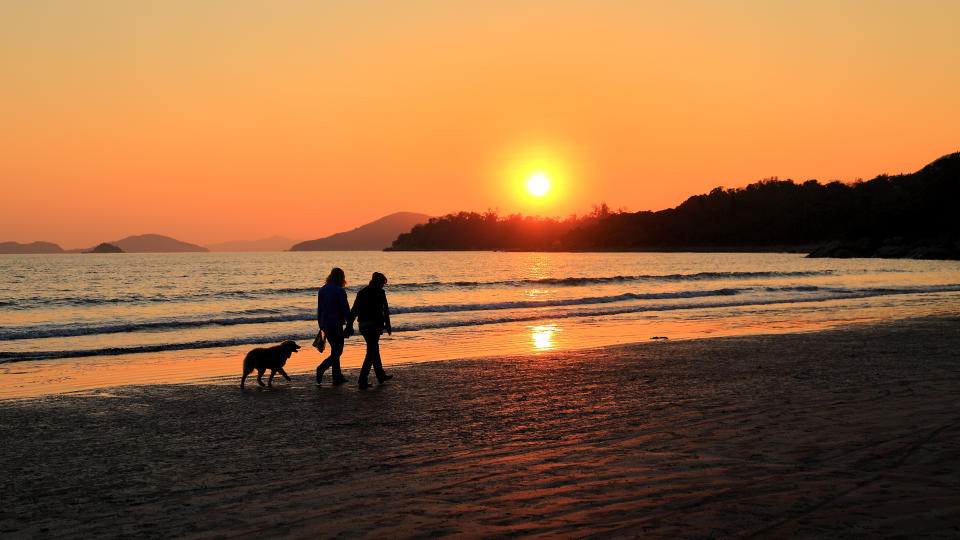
[348,272,393,389]
[316,267,353,385]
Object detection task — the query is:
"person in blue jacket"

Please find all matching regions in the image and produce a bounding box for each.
[316,267,352,385]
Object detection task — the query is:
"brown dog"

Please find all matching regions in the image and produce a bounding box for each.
[240,340,301,389]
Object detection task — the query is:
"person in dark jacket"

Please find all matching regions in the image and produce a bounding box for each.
[347,272,393,388]
[316,267,352,385]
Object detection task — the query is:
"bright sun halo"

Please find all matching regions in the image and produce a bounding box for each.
[526,172,551,197]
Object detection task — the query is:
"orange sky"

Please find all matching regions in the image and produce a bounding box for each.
[2,1,958,248]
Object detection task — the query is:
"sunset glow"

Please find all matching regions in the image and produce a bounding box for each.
[1,2,958,248]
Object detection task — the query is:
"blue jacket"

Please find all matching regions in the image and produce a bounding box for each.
[317,282,350,329]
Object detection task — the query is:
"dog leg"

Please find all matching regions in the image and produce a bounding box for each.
[278,368,291,381]
[257,368,266,387]
[241,371,248,389]
[268,370,276,387]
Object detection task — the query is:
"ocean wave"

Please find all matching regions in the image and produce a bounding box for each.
[395,285,960,331]
[0,288,746,340]
[0,313,314,341]
[4,284,959,362]
[0,336,294,362]
[390,288,743,313]
[2,270,832,308]
[4,284,959,342]
[764,285,821,291]
[2,286,317,309]
[389,270,834,290]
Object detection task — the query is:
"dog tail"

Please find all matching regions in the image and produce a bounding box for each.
[242,350,255,374]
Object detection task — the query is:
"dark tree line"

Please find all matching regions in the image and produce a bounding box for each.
[388,211,579,251]
[388,152,960,257]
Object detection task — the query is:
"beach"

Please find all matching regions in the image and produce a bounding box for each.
[2,316,959,538]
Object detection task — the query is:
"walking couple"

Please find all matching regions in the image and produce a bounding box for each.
[315,267,393,389]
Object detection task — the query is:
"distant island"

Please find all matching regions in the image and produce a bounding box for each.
[0,241,64,254]
[3,234,209,254]
[291,212,430,251]
[86,243,124,253]
[109,234,207,253]
[389,152,960,259]
[66,234,209,253]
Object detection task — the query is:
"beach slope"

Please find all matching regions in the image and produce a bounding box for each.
[1,317,959,537]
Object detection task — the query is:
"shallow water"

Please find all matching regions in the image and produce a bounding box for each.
[1,251,958,397]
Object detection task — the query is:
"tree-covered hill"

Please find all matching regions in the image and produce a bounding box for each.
[388,152,960,258]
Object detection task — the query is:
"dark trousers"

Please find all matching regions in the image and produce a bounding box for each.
[359,330,387,384]
[317,326,345,380]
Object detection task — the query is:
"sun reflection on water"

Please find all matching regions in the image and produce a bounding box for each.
[530,324,561,351]
[522,254,553,280]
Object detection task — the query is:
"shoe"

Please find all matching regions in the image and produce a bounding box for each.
[358,382,373,389]
[315,366,324,385]
[378,374,393,384]
[333,376,349,385]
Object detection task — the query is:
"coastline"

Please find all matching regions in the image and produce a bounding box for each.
[6,293,955,402]
[2,315,959,537]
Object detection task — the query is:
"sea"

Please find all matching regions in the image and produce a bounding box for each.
[1,252,959,397]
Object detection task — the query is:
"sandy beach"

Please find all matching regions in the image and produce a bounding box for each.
[1,316,959,538]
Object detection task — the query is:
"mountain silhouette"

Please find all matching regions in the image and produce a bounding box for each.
[206,236,300,252]
[0,241,64,254]
[291,212,430,251]
[86,242,124,253]
[107,234,208,253]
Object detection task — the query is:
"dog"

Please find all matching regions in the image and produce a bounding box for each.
[240,340,301,389]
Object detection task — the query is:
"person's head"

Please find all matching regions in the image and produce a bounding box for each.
[326,267,347,287]
[370,272,387,288]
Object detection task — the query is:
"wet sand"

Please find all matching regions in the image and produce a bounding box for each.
[1,316,959,537]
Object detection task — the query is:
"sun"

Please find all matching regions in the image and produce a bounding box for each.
[526,172,551,197]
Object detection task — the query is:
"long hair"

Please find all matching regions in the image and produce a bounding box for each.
[326,267,346,287]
